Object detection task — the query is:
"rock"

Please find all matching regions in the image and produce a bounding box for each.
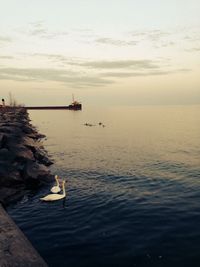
[34,149,53,166]
[8,170,23,184]
[0,161,11,180]
[25,161,50,181]
[22,136,43,150]
[0,107,53,205]
[0,187,26,204]
[10,145,35,161]
[35,133,46,139]
[0,126,22,136]
[26,132,46,140]
[12,161,25,172]
[16,149,35,161]
[0,134,7,149]
[0,165,23,187]
[1,122,22,128]
[0,148,15,162]
[21,125,36,134]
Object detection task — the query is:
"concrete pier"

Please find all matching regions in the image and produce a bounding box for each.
[0,204,47,266]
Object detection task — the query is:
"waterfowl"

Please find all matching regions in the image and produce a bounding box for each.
[51,175,61,193]
[40,180,66,202]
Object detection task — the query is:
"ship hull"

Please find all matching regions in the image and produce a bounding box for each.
[25,104,82,110]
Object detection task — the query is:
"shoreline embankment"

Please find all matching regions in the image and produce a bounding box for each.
[0,107,53,206]
[0,203,48,266]
[0,107,52,266]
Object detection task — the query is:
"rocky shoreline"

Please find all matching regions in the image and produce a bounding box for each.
[0,107,53,206]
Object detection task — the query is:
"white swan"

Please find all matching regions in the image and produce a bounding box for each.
[40,180,66,201]
[51,175,61,193]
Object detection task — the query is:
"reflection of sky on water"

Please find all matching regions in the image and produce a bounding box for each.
[8,105,200,267]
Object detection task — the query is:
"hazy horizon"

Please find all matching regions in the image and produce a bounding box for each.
[0,0,200,106]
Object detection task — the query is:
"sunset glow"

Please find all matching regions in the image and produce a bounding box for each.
[0,0,200,105]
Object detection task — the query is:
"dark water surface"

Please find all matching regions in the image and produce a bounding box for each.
[8,105,200,267]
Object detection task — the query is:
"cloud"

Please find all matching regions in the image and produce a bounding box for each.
[27,21,68,39]
[0,67,113,87]
[0,64,191,89]
[0,56,13,59]
[31,28,47,36]
[31,55,160,72]
[78,59,160,70]
[129,29,179,49]
[93,30,169,47]
[146,30,170,42]
[185,47,200,52]
[130,30,170,41]
[95,37,137,46]
[160,41,175,47]
[101,68,191,78]
[0,36,12,44]
[33,53,69,64]
[20,55,182,78]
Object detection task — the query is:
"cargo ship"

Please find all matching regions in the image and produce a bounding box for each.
[25,96,82,110]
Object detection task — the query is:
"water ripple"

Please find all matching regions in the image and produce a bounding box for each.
[8,106,200,267]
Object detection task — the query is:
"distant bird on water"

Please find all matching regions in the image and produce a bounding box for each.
[40,180,66,202]
[51,175,61,193]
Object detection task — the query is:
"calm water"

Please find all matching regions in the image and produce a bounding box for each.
[8,105,200,267]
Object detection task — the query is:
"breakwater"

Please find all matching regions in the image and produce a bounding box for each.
[0,107,53,206]
[0,107,52,266]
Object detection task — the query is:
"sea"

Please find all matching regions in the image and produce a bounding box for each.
[8,105,200,267]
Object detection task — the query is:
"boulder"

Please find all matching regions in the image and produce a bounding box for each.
[34,149,53,166]
[0,148,15,162]
[0,126,22,135]
[0,107,53,205]
[24,161,50,182]
[10,145,35,161]
[0,186,26,204]
[0,134,7,149]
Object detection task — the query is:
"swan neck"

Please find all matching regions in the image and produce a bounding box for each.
[55,176,59,186]
[62,183,66,196]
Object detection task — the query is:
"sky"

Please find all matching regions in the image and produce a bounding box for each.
[0,0,200,106]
